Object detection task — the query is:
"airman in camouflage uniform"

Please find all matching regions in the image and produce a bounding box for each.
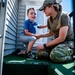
[36,0,74,62]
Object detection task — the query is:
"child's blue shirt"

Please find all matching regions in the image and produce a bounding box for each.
[21,19,39,35]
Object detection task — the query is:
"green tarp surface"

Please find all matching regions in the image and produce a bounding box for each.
[2,55,74,75]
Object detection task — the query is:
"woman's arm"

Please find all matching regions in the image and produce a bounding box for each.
[46,26,68,47]
[36,26,69,50]
[40,30,54,38]
[38,25,47,29]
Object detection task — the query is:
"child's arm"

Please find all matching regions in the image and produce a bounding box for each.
[37,25,47,29]
[24,30,41,39]
[24,30,35,36]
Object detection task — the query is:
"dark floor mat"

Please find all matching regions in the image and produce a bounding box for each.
[2,55,74,75]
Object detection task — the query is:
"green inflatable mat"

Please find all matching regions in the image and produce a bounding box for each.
[2,55,75,75]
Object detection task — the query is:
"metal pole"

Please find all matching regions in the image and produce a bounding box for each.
[72,0,75,59]
[72,0,75,74]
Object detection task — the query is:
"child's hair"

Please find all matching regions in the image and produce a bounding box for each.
[27,8,35,14]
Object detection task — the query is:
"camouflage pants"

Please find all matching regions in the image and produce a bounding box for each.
[37,41,74,62]
[50,41,74,62]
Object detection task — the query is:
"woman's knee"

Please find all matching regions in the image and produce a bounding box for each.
[50,44,73,62]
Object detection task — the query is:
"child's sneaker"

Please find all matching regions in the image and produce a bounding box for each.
[11,49,21,55]
[26,51,35,59]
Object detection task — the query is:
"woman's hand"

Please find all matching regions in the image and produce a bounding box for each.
[36,44,44,50]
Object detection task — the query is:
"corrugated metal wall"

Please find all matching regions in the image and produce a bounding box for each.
[4,0,18,55]
[17,4,26,50]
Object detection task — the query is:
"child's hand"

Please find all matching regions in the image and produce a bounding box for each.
[34,34,41,39]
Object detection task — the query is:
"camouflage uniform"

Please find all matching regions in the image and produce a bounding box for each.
[37,0,74,62]
[50,41,74,62]
[47,12,74,62]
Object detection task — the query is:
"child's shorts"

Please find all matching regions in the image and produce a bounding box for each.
[19,34,36,43]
